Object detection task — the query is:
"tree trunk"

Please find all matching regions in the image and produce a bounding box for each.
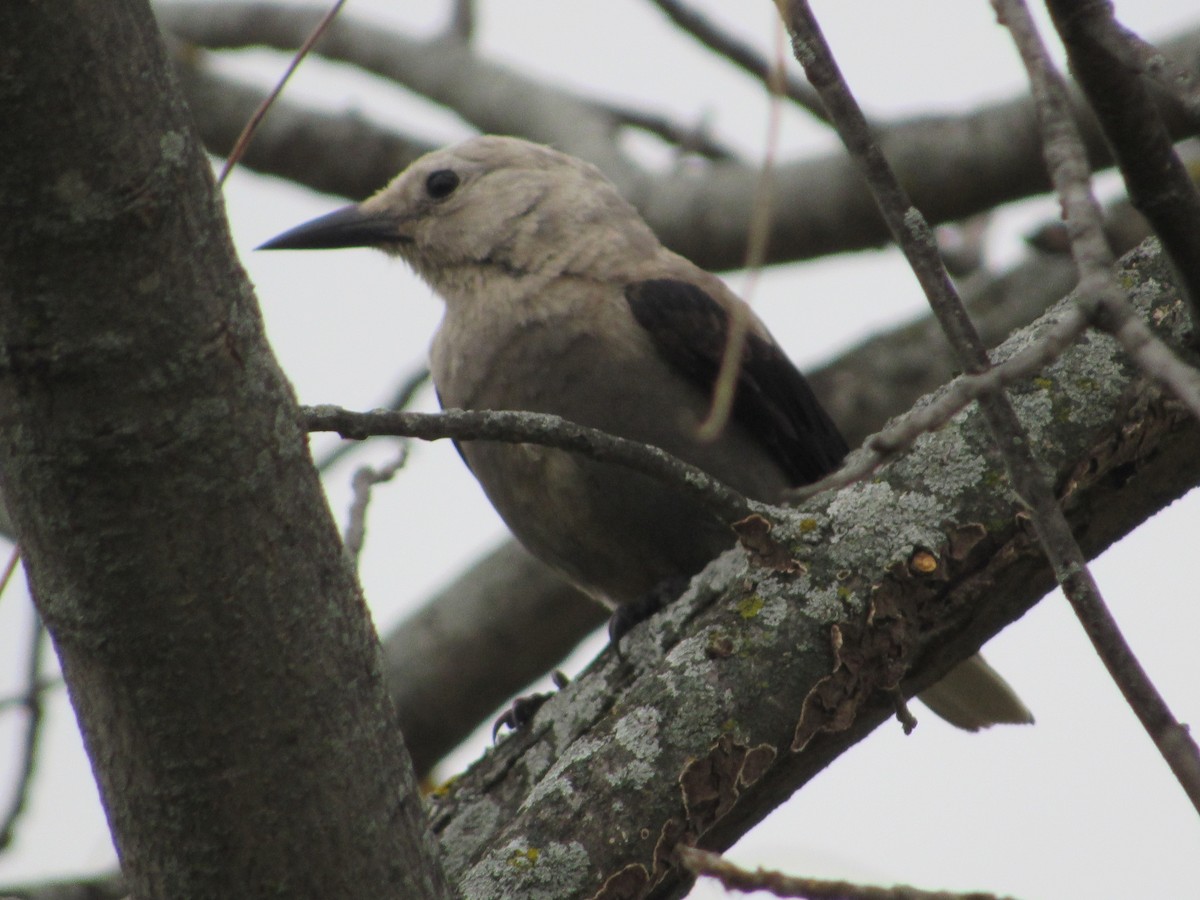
[0,3,448,897]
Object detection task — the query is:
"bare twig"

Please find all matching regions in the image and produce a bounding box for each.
[699,23,786,440]
[679,846,1015,900]
[0,543,21,608]
[993,0,1200,815]
[216,0,349,186]
[600,103,737,161]
[343,445,410,563]
[314,365,431,473]
[170,45,437,201]
[788,274,1200,506]
[445,0,475,43]
[647,0,829,121]
[1044,0,1200,334]
[778,0,1200,816]
[0,677,63,715]
[0,609,46,851]
[302,405,753,525]
[785,302,1093,503]
[993,7,1200,419]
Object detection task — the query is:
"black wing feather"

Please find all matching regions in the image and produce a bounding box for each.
[625,279,847,487]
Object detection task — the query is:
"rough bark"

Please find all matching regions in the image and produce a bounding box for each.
[0,3,448,898]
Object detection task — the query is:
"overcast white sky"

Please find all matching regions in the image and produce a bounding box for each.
[1,2,1198,897]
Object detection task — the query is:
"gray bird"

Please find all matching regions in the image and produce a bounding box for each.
[261,135,1032,731]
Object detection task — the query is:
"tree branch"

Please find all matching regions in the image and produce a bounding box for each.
[0,609,45,852]
[679,846,1014,900]
[378,221,1148,776]
[303,406,754,525]
[428,239,1200,898]
[996,0,1200,813]
[169,40,437,200]
[0,3,449,895]
[157,2,1200,269]
[779,0,1200,815]
[1045,0,1200,333]
[445,0,475,43]
[343,445,410,564]
[159,1,644,186]
[646,0,829,121]
[383,540,605,777]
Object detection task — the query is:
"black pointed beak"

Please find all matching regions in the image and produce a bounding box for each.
[257,204,403,251]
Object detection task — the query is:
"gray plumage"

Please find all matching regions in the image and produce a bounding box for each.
[261,135,1032,731]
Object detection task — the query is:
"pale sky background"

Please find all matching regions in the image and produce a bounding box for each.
[1,2,1198,897]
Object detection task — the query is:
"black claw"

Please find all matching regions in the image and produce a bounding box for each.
[492,671,571,740]
[607,575,692,652]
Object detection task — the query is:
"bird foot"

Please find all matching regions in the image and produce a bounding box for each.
[492,670,570,739]
[607,575,692,651]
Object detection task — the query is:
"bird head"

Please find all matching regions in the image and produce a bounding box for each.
[258,135,657,288]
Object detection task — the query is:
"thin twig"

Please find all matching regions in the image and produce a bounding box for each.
[698,22,786,440]
[1043,0,1200,336]
[302,405,753,525]
[445,0,475,43]
[785,303,1092,503]
[343,445,410,563]
[778,0,1200,816]
[0,608,46,851]
[679,846,1016,899]
[216,0,349,186]
[601,103,737,161]
[993,5,1200,417]
[0,676,64,714]
[647,0,829,122]
[314,366,431,473]
[992,0,1200,815]
[0,543,21,606]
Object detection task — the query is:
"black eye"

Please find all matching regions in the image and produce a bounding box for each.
[425,169,460,200]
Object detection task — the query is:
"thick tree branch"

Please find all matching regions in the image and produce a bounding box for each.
[378,235,1126,776]
[1046,0,1200,332]
[0,3,448,896]
[157,2,1200,269]
[429,240,1200,898]
[780,0,1200,813]
[159,1,642,187]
